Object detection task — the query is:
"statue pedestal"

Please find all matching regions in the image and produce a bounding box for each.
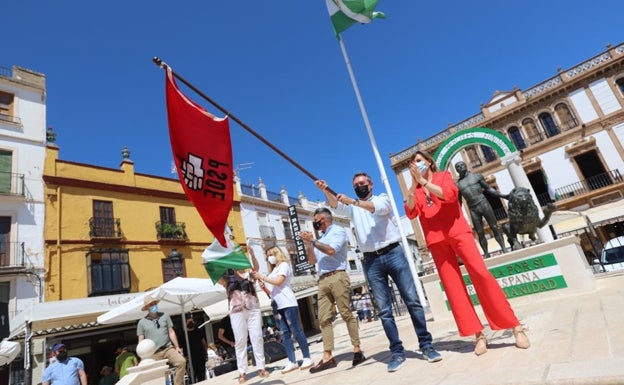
[421,236,595,322]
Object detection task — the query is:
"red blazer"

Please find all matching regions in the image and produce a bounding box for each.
[404,171,472,246]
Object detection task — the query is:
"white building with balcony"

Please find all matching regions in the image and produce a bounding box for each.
[0,65,47,332]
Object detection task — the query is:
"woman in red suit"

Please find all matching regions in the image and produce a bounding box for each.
[404,150,529,356]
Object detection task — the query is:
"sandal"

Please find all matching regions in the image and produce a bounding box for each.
[238,374,247,384]
[474,335,488,356]
[513,328,530,349]
[258,369,270,378]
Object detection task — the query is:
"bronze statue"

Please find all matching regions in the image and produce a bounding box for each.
[502,187,557,250]
[454,161,508,258]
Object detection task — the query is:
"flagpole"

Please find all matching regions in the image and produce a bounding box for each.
[335,35,427,307]
[152,57,337,196]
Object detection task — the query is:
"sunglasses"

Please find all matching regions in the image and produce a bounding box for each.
[152,319,160,329]
[426,195,434,207]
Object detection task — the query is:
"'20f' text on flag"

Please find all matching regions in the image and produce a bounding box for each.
[165,68,233,247]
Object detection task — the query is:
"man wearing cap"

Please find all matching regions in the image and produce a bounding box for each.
[42,343,87,385]
[137,296,186,385]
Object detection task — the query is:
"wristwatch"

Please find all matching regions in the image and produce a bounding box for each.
[311,239,316,247]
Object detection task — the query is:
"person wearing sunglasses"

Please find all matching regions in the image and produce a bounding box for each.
[404,150,530,356]
[137,296,186,385]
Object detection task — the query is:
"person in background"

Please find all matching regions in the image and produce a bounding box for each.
[42,343,87,385]
[314,174,442,372]
[137,296,186,385]
[218,250,269,384]
[217,315,236,360]
[252,246,314,373]
[184,314,208,382]
[98,366,118,385]
[114,346,138,380]
[300,208,366,373]
[404,150,530,356]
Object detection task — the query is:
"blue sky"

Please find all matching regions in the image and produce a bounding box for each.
[5,1,624,208]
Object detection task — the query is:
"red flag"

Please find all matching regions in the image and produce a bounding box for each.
[165,68,233,246]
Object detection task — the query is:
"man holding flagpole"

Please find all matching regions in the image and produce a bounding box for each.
[314,175,442,372]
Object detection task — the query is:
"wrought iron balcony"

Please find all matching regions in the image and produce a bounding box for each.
[155,221,188,241]
[89,217,123,239]
[259,225,276,240]
[0,171,25,196]
[0,241,25,268]
[535,192,555,207]
[554,169,623,199]
[492,207,509,221]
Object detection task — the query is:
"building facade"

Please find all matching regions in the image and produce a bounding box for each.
[7,141,246,384]
[0,65,47,385]
[390,43,624,269]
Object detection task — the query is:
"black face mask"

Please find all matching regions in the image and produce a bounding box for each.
[354,185,370,199]
[313,220,322,231]
[57,351,68,361]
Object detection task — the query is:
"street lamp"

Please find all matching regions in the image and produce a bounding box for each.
[168,248,183,277]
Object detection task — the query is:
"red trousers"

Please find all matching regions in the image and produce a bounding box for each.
[429,231,520,336]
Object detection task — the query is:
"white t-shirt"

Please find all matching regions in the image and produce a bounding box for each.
[265,262,298,310]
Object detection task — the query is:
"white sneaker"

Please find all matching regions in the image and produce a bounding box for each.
[299,358,314,370]
[281,362,298,374]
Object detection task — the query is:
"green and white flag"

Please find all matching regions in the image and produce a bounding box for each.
[202,236,252,284]
[326,0,385,36]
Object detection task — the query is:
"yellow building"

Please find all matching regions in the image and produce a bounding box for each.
[43,141,243,300]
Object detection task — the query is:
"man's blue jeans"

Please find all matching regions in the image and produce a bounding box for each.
[363,245,433,357]
[276,306,311,363]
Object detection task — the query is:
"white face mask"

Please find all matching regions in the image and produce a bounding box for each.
[416,161,428,174]
[267,256,277,265]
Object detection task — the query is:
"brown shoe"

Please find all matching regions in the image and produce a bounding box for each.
[309,358,337,373]
[352,352,366,366]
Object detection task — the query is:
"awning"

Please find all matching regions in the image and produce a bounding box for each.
[586,200,624,227]
[0,339,21,366]
[9,292,143,340]
[552,215,588,234]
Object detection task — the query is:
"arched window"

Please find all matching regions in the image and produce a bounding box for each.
[507,126,526,150]
[538,112,560,138]
[554,103,578,131]
[616,77,624,97]
[481,145,497,163]
[522,118,541,144]
[465,146,482,168]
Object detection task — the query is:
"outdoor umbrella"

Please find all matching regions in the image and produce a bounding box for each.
[0,339,21,366]
[97,277,227,382]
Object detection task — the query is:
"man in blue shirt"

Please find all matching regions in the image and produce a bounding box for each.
[42,343,87,385]
[300,207,365,373]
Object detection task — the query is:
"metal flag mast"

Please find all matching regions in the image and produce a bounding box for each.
[152,57,337,197]
[333,34,428,307]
